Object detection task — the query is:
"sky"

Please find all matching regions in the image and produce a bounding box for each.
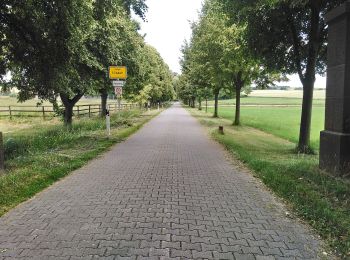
[136,0,326,88]
[136,0,203,74]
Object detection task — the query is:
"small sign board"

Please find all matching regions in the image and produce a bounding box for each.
[109,66,127,80]
[112,80,125,87]
[114,86,123,96]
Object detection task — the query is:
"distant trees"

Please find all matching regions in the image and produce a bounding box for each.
[179,0,346,153]
[179,0,274,124]
[0,0,174,127]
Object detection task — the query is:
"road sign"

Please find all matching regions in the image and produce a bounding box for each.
[109,66,127,79]
[114,86,123,96]
[112,80,125,87]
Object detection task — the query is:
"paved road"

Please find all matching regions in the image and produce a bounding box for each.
[0,104,323,259]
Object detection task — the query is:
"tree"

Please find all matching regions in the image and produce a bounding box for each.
[88,0,148,117]
[1,0,99,127]
[180,0,270,124]
[0,0,149,127]
[127,44,175,106]
[220,0,347,152]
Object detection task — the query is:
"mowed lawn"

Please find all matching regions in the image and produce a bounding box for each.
[208,102,325,150]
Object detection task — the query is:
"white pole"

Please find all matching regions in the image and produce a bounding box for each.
[106,108,111,136]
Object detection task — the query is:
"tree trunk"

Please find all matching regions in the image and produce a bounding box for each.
[100,89,108,117]
[192,97,196,108]
[297,79,314,153]
[198,97,202,111]
[60,93,84,129]
[213,91,219,118]
[205,98,208,113]
[234,84,242,125]
[296,3,320,153]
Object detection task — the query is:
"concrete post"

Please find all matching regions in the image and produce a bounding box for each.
[320,1,350,176]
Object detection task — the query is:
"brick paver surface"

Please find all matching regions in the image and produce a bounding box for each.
[0,104,324,259]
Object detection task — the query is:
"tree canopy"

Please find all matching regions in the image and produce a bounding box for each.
[219,0,347,152]
[179,0,276,123]
[0,0,174,126]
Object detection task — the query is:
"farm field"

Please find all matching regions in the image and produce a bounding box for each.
[0,96,130,134]
[0,96,118,106]
[208,96,325,106]
[204,90,326,150]
[207,89,325,106]
[208,106,324,149]
[249,89,326,98]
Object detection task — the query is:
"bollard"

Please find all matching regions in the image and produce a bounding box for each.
[0,132,4,171]
[218,126,224,135]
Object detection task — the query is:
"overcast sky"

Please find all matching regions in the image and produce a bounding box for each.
[136,0,203,74]
[136,0,326,88]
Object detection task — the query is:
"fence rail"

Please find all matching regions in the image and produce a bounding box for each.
[0,103,141,119]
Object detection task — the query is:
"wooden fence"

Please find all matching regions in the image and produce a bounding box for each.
[0,103,140,119]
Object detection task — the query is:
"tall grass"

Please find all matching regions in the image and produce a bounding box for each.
[0,109,158,216]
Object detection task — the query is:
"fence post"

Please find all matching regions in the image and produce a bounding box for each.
[9,106,12,119]
[42,106,45,119]
[0,132,4,171]
[77,106,80,118]
[88,105,91,118]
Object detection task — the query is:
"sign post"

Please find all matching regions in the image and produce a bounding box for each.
[109,65,127,114]
[114,87,123,111]
[109,66,127,80]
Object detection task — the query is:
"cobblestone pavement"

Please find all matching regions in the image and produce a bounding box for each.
[0,104,324,259]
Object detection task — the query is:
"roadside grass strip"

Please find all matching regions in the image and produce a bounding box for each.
[0,109,160,216]
[207,106,324,150]
[189,108,350,258]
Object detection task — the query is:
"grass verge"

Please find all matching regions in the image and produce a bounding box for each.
[0,109,160,216]
[188,107,350,258]
[207,106,324,150]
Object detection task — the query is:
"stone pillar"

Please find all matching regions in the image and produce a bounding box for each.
[320,1,350,176]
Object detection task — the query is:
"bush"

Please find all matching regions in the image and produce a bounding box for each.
[4,138,28,159]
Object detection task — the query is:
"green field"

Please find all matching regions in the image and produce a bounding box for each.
[0,96,130,134]
[208,96,325,106]
[208,106,324,149]
[0,96,118,107]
